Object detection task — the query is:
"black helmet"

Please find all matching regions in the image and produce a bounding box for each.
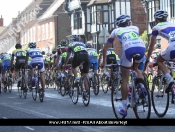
[15,43,22,49]
[86,43,93,48]
[29,42,36,48]
[52,50,56,54]
[42,51,45,55]
[60,39,67,46]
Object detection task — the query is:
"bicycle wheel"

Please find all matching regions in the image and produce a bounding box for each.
[92,73,99,96]
[133,78,151,119]
[111,79,125,119]
[101,74,108,94]
[56,80,61,94]
[151,76,169,117]
[7,81,12,93]
[71,80,79,105]
[68,75,74,98]
[22,78,27,99]
[32,87,37,101]
[60,78,66,97]
[18,86,22,98]
[39,89,44,102]
[143,73,150,91]
[81,76,90,106]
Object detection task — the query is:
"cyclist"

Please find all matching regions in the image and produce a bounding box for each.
[0,56,3,93]
[146,10,175,92]
[64,35,89,85]
[103,14,146,116]
[86,43,98,74]
[11,44,27,87]
[25,42,45,93]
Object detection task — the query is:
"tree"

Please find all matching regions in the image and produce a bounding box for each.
[140,30,148,51]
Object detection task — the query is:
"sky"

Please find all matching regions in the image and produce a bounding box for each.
[0,0,33,26]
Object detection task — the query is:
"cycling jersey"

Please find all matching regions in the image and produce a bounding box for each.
[26,48,44,72]
[109,25,146,68]
[68,41,89,73]
[1,53,11,72]
[152,21,175,60]
[87,48,98,71]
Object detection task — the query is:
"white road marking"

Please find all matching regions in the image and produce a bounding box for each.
[25,126,35,131]
[2,117,7,119]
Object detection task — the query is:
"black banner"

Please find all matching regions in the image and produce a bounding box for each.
[0,119,175,126]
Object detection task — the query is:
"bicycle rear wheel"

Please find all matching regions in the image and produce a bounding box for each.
[32,88,37,101]
[92,73,99,95]
[22,78,27,99]
[18,86,22,98]
[133,78,151,119]
[151,76,169,117]
[111,79,125,119]
[7,81,12,93]
[56,80,61,94]
[71,80,79,105]
[81,76,90,106]
[101,74,108,94]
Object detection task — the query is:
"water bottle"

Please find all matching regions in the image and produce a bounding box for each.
[128,83,132,102]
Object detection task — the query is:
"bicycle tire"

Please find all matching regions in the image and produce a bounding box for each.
[39,90,44,102]
[81,76,90,106]
[151,75,169,117]
[93,73,99,96]
[60,78,66,97]
[8,81,12,93]
[22,78,27,99]
[133,78,151,119]
[68,75,74,98]
[101,74,108,94]
[111,78,125,119]
[71,79,79,105]
[56,80,61,94]
[32,88,37,101]
[18,86,22,98]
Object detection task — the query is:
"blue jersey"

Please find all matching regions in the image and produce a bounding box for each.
[68,41,86,54]
[26,48,43,59]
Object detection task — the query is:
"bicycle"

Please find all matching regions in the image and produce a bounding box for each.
[101,63,121,94]
[88,62,100,96]
[6,66,13,93]
[17,65,28,99]
[151,60,175,117]
[32,64,44,102]
[111,54,151,119]
[70,62,90,106]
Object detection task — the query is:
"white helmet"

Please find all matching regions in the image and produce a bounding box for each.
[115,14,131,26]
[154,10,168,19]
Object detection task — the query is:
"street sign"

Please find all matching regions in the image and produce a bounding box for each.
[98,27,110,44]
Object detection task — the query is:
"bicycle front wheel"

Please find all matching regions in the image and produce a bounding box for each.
[32,88,37,101]
[7,81,12,93]
[151,76,169,117]
[92,73,99,95]
[133,78,151,119]
[101,74,108,94]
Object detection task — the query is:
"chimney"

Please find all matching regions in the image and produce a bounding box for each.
[0,15,3,26]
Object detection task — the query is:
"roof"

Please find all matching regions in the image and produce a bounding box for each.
[87,0,109,6]
[0,26,6,34]
[38,0,65,20]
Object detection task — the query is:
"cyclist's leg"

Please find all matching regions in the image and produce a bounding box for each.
[39,62,45,91]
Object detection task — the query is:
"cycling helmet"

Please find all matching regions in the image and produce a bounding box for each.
[52,49,56,54]
[72,35,80,41]
[86,43,93,48]
[56,45,61,49]
[115,14,131,26]
[154,10,168,19]
[29,42,36,48]
[15,43,22,49]
[60,39,67,46]
[42,51,45,55]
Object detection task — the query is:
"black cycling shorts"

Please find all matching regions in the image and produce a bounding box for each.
[106,54,117,71]
[72,51,89,73]
[15,57,26,70]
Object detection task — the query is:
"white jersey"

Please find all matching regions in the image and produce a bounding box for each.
[152,22,175,42]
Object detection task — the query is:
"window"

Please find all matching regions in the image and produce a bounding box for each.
[50,22,53,39]
[170,0,175,18]
[73,11,82,29]
[33,27,36,42]
[38,26,40,41]
[45,23,48,40]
